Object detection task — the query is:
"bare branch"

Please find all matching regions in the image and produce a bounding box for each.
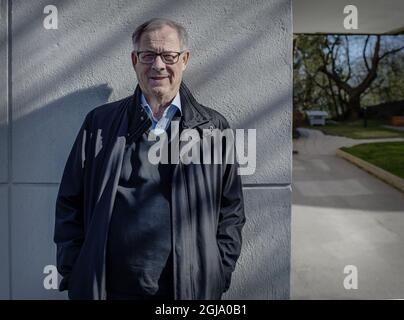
[319,65,352,93]
[380,45,404,60]
[330,36,339,75]
[363,36,370,72]
[345,36,352,81]
[371,35,381,68]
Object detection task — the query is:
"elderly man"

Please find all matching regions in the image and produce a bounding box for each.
[54,18,245,300]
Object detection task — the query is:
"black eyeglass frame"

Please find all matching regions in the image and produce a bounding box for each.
[135,50,186,64]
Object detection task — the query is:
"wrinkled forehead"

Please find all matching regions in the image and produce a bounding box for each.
[139,26,182,51]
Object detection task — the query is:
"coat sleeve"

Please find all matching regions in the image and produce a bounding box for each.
[54,113,91,292]
[216,120,246,293]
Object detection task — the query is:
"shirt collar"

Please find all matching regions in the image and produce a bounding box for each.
[139,91,182,133]
[170,91,182,114]
[140,91,182,121]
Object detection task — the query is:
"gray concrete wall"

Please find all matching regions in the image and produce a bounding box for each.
[0,0,292,299]
[0,0,10,300]
[0,0,7,184]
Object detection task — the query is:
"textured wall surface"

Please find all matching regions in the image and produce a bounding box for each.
[0,185,9,299]
[0,0,10,300]
[0,0,292,299]
[0,0,7,183]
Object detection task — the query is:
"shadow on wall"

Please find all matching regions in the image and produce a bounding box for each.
[12,84,113,183]
[2,84,113,299]
[12,0,192,110]
[4,0,292,299]
[224,188,291,300]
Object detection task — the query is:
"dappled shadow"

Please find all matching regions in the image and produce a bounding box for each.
[12,84,112,183]
[2,0,293,300]
[12,0,193,116]
[224,187,291,300]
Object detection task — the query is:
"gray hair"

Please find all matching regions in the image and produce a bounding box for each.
[132,18,189,50]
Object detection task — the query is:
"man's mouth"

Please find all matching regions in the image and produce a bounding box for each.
[150,76,168,81]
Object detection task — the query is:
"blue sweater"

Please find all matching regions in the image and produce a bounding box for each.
[106,132,174,298]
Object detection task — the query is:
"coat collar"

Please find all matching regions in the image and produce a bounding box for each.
[178,82,212,128]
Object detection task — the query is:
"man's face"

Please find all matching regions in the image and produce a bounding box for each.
[131,25,190,104]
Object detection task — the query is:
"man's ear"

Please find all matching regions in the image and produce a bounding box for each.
[131,51,138,69]
[181,51,190,71]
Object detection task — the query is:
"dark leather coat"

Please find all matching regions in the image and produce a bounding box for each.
[54,83,245,300]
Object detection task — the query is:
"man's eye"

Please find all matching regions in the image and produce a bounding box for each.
[163,54,176,60]
[143,54,155,59]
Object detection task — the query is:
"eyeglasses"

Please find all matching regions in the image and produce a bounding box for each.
[136,50,185,64]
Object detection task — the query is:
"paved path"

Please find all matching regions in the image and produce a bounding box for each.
[291,128,404,299]
[383,125,404,132]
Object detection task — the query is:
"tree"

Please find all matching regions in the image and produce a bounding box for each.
[319,35,404,120]
[294,35,347,119]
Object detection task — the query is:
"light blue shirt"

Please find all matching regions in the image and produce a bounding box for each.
[140,92,182,134]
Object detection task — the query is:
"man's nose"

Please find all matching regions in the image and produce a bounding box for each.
[152,55,166,71]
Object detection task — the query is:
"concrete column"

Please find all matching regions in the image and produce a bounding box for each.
[4,0,292,299]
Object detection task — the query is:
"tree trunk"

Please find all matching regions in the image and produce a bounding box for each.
[345,95,361,120]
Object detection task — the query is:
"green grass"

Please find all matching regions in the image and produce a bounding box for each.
[304,120,404,139]
[341,142,404,179]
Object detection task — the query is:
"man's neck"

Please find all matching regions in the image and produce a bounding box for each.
[144,94,175,120]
